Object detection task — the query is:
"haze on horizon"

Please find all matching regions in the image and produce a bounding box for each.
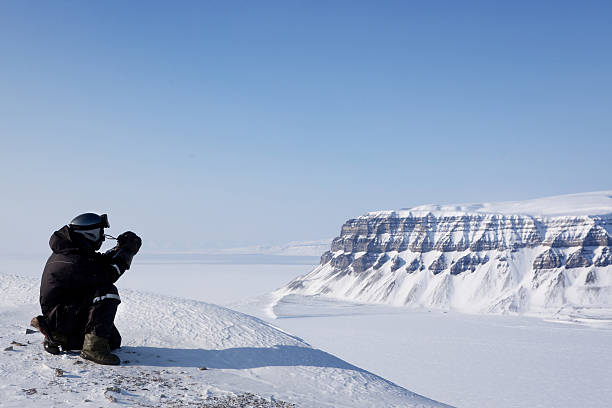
[1,1,611,256]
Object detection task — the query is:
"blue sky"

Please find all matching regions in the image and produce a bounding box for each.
[1,1,611,254]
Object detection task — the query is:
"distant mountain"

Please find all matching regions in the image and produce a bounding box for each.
[213,239,332,257]
[141,239,331,258]
[276,191,612,318]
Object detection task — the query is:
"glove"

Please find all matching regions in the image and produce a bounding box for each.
[117,231,142,254]
[112,231,142,271]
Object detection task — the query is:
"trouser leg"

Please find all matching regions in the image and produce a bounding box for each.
[85,284,121,342]
[45,304,82,334]
[109,324,122,350]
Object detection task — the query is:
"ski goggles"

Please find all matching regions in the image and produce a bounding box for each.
[70,213,110,230]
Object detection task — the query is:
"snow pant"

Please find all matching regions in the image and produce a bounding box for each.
[44,284,122,350]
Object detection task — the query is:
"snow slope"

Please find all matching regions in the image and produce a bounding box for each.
[232,294,612,408]
[0,273,449,408]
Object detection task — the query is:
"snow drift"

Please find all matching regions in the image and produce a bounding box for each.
[0,273,449,408]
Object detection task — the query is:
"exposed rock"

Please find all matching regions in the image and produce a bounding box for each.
[330,254,353,270]
[585,270,597,284]
[328,212,609,258]
[544,271,567,306]
[594,247,612,267]
[331,236,372,253]
[450,254,489,275]
[409,230,434,252]
[405,258,421,273]
[582,225,611,247]
[373,254,389,270]
[320,251,333,265]
[565,249,593,268]
[390,256,404,272]
[429,255,447,275]
[352,254,377,273]
[54,368,64,377]
[533,249,564,269]
[279,201,612,313]
[434,234,462,252]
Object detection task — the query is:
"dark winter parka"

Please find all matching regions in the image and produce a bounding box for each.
[40,226,125,315]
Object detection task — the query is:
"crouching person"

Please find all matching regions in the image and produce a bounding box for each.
[31,213,141,365]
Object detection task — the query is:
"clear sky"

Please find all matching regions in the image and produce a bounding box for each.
[1,1,611,255]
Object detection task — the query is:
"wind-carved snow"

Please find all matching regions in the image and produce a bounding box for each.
[0,273,449,408]
[276,191,612,321]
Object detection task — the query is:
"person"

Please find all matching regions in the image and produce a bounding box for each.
[30,213,141,365]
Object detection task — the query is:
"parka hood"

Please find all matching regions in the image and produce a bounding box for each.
[49,226,95,254]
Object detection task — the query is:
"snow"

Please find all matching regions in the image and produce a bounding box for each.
[4,233,611,407]
[369,190,612,218]
[281,247,612,319]
[0,272,448,408]
[284,191,612,317]
[143,239,332,257]
[1,257,315,306]
[234,294,612,408]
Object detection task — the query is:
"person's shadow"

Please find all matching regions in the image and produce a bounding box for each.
[116,344,366,372]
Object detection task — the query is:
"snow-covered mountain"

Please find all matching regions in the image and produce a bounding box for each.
[0,273,448,408]
[276,191,612,317]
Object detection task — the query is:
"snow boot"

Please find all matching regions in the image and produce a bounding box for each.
[80,333,120,365]
[30,315,67,355]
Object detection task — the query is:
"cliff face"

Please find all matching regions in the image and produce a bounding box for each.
[277,193,612,316]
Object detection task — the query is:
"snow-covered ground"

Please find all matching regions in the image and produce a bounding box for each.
[4,254,611,407]
[0,272,447,408]
[233,294,612,408]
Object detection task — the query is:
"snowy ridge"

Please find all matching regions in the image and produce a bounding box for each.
[381,190,612,217]
[0,273,449,408]
[277,191,612,319]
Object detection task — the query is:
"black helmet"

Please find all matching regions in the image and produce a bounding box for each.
[69,213,110,230]
[69,213,109,250]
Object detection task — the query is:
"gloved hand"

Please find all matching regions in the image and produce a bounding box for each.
[117,231,142,254]
[111,231,142,272]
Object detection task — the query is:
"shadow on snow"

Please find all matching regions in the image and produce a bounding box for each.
[117,344,366,372]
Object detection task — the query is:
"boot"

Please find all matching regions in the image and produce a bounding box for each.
[31,316,67,355]
[80,333,120,365]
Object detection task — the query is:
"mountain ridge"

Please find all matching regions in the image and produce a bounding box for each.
[276,191,612,318]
